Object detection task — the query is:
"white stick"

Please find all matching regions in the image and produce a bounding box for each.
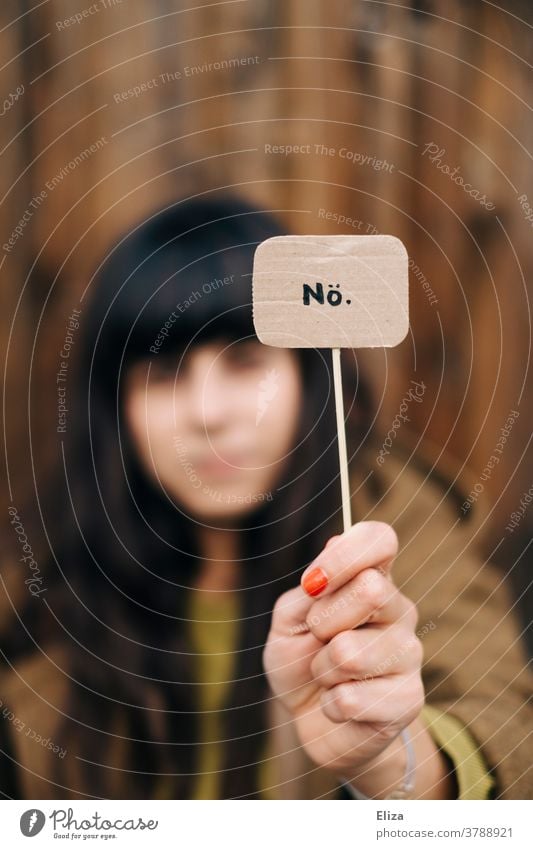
[332,347,352,533]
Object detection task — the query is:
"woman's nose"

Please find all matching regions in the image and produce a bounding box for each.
[186,355,229,429]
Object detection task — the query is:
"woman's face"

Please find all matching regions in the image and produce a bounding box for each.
[123,338,303,522]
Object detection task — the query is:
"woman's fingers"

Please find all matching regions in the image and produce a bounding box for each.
[305,566,417,643]
[300,521,399,599]
[310,624,424,689]
[263,585,324,711]
[319,670,425,724]
[267,585,315,638]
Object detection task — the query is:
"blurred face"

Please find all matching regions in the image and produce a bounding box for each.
[123,338,303,522]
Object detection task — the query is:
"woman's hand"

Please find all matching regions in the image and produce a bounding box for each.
[263,521,453,797]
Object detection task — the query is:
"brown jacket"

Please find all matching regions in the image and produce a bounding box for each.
[1,439,532,799]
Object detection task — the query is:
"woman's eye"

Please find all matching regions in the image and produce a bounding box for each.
[150,359,178,382]
[226,345,265,368]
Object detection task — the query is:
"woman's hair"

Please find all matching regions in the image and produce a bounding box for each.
[12,194,376,798]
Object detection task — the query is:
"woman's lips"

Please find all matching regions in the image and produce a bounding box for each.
[194,455,249,475]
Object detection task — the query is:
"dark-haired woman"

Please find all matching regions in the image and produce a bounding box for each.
[1,195,531,800]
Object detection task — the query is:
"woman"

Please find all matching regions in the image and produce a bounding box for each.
[1,195,531,800]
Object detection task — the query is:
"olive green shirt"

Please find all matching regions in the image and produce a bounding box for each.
[186,589,494,800]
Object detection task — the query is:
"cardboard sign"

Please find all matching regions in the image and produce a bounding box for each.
[252,234,409,348]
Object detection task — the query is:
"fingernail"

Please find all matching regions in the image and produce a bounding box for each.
[302,566,328,597]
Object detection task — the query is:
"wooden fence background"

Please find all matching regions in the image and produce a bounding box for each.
[1,0,531,642]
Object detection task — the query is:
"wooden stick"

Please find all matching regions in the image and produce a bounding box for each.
[332,347,352,533]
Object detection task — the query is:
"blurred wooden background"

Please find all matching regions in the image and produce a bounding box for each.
[1,0,531,643]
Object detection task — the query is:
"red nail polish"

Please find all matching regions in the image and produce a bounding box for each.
[302,566,328,597]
